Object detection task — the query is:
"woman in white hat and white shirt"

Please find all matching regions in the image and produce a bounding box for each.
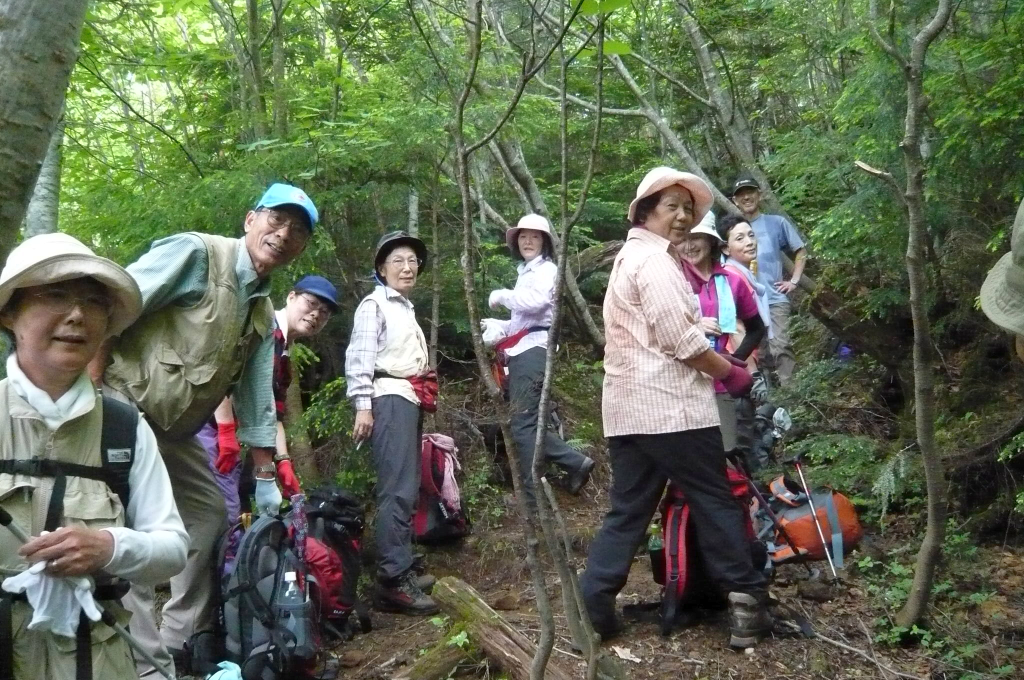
[485,214,595,504]
[0,234,187,680]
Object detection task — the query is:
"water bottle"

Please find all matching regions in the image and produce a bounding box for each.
[276,570,317,661]
[282,571,300,601]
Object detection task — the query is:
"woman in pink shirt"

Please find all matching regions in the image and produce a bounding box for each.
[674,213,766,469]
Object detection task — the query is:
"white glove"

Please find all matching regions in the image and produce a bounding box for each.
[255,478,283,517]
[1,560,101,638]
[481,319,509,347]
[488,290,510,310]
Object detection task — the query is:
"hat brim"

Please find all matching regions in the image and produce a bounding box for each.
[980,252,1024,336]
[627,173,715,225]
[0,254,142,338]
[374,236,430,274]
[505,228,554,258]
[731,181,761,197]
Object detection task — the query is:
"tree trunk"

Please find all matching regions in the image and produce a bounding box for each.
[863,0,953,628]
[270,0,288,138]
[391,641,476,680]
[0,0,89,261]
[432,578,577,680]
[245,0,269,138]
[284,378,316,482]
[428,192,440,370]
[407,187,419,237]
[23,118,64,237]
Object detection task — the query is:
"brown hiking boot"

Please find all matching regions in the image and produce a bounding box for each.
[373,571,440,616]
[728,592,772,648]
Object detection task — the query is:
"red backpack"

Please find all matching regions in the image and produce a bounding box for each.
[650,466,769,635]
[413,434,471,543]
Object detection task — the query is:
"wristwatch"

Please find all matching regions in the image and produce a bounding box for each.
[253,464,277,478]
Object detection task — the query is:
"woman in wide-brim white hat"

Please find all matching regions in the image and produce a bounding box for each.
[0,234,187,680]
[484,214,595,502]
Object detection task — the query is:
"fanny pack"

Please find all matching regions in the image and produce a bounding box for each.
[373,371,440,413]
[490,326,549,395]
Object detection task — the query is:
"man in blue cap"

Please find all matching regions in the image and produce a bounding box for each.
[213,275,339,516]
[96,183,318,678]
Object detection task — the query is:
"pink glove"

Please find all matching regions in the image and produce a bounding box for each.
[215,422,241,474]
[720,364,754,398]
[277,459,302,498]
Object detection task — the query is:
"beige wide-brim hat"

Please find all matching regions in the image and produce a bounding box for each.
[0,233,142,337]
[981,199,1024,336]
[627,166,715,225]
[689,210,723,242]
[505,213,555,258]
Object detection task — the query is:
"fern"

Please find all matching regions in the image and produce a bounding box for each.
[872,446,912,525]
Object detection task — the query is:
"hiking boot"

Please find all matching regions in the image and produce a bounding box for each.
[373,571,440,616]
[416,573,437,593]
[567,457,595,495]
[728,591,772,648]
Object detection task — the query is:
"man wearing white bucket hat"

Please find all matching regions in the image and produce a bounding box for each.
[0,234,187,680]
[981,199,1024,353]
[97,183,317,676]
[580,167,772,649]
[483,214,595,503]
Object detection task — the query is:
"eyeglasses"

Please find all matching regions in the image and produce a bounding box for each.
[259,208,309,233]
[299,293,333,315]
[23,289,113,317]
[385,257,423,270]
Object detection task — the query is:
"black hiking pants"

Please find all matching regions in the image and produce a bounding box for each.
[580,426,766,623]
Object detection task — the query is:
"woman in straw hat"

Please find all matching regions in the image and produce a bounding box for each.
[580,167,771,649]
[0,234,187,680]
[676,211,767,470]
[484,214,595,504]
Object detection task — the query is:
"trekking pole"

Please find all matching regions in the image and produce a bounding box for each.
[0,508,175,680]
[788,459,840,582]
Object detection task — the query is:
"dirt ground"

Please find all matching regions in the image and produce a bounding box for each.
[323,478,1024,680]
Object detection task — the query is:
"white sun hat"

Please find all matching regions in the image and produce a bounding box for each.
[627,166,715,225]
[981,199,1024,336]
[0,233,142,337]
[505,213,555,258]
[689,210,722,242]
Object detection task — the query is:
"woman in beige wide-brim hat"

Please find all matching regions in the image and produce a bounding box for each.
[484,214,595,504]
[981,199,1024,359]
[0,234,187,680]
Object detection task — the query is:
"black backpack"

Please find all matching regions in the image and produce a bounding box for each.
[303,485,371,639]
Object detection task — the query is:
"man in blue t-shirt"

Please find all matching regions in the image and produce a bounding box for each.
[731,174,808,385]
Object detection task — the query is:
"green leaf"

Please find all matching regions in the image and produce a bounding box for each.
[601,39,633,55]
[579,0,630,15]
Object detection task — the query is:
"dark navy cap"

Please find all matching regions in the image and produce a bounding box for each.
[293,275,338,311]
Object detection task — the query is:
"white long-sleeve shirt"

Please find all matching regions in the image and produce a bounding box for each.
[6,356,189,585]
[490,256,557,357]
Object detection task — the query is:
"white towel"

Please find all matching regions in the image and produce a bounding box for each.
[1,560,101,638]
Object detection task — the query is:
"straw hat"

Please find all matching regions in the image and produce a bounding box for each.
[505,214,555,258]
[981,199,1024,336]
[627,167,714,225]
[0,234,142,337]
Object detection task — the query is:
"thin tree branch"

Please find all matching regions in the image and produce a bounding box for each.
[625,52,712,107]
[534,76,646,116]
[78,60,204,177]
[854,160,908,210]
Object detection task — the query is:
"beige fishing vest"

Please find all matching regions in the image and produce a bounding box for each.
[106,234,273,441]
[0,380,125,576]
[367,286,429,405]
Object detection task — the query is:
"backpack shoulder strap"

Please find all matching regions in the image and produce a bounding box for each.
[100,396,139,512]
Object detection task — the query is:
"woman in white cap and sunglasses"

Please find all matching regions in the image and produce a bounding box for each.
[0,234,187,680]
[485,215,595,505]
[676,211,767,471]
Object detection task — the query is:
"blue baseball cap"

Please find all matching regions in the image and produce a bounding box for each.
[293,275,338,311]
[256,183,319,231]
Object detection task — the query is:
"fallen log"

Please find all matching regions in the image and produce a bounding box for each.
[432,577,577,680]
[391,640,477,680]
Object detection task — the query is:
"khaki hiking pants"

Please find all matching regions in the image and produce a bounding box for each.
[122,433,227,678]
